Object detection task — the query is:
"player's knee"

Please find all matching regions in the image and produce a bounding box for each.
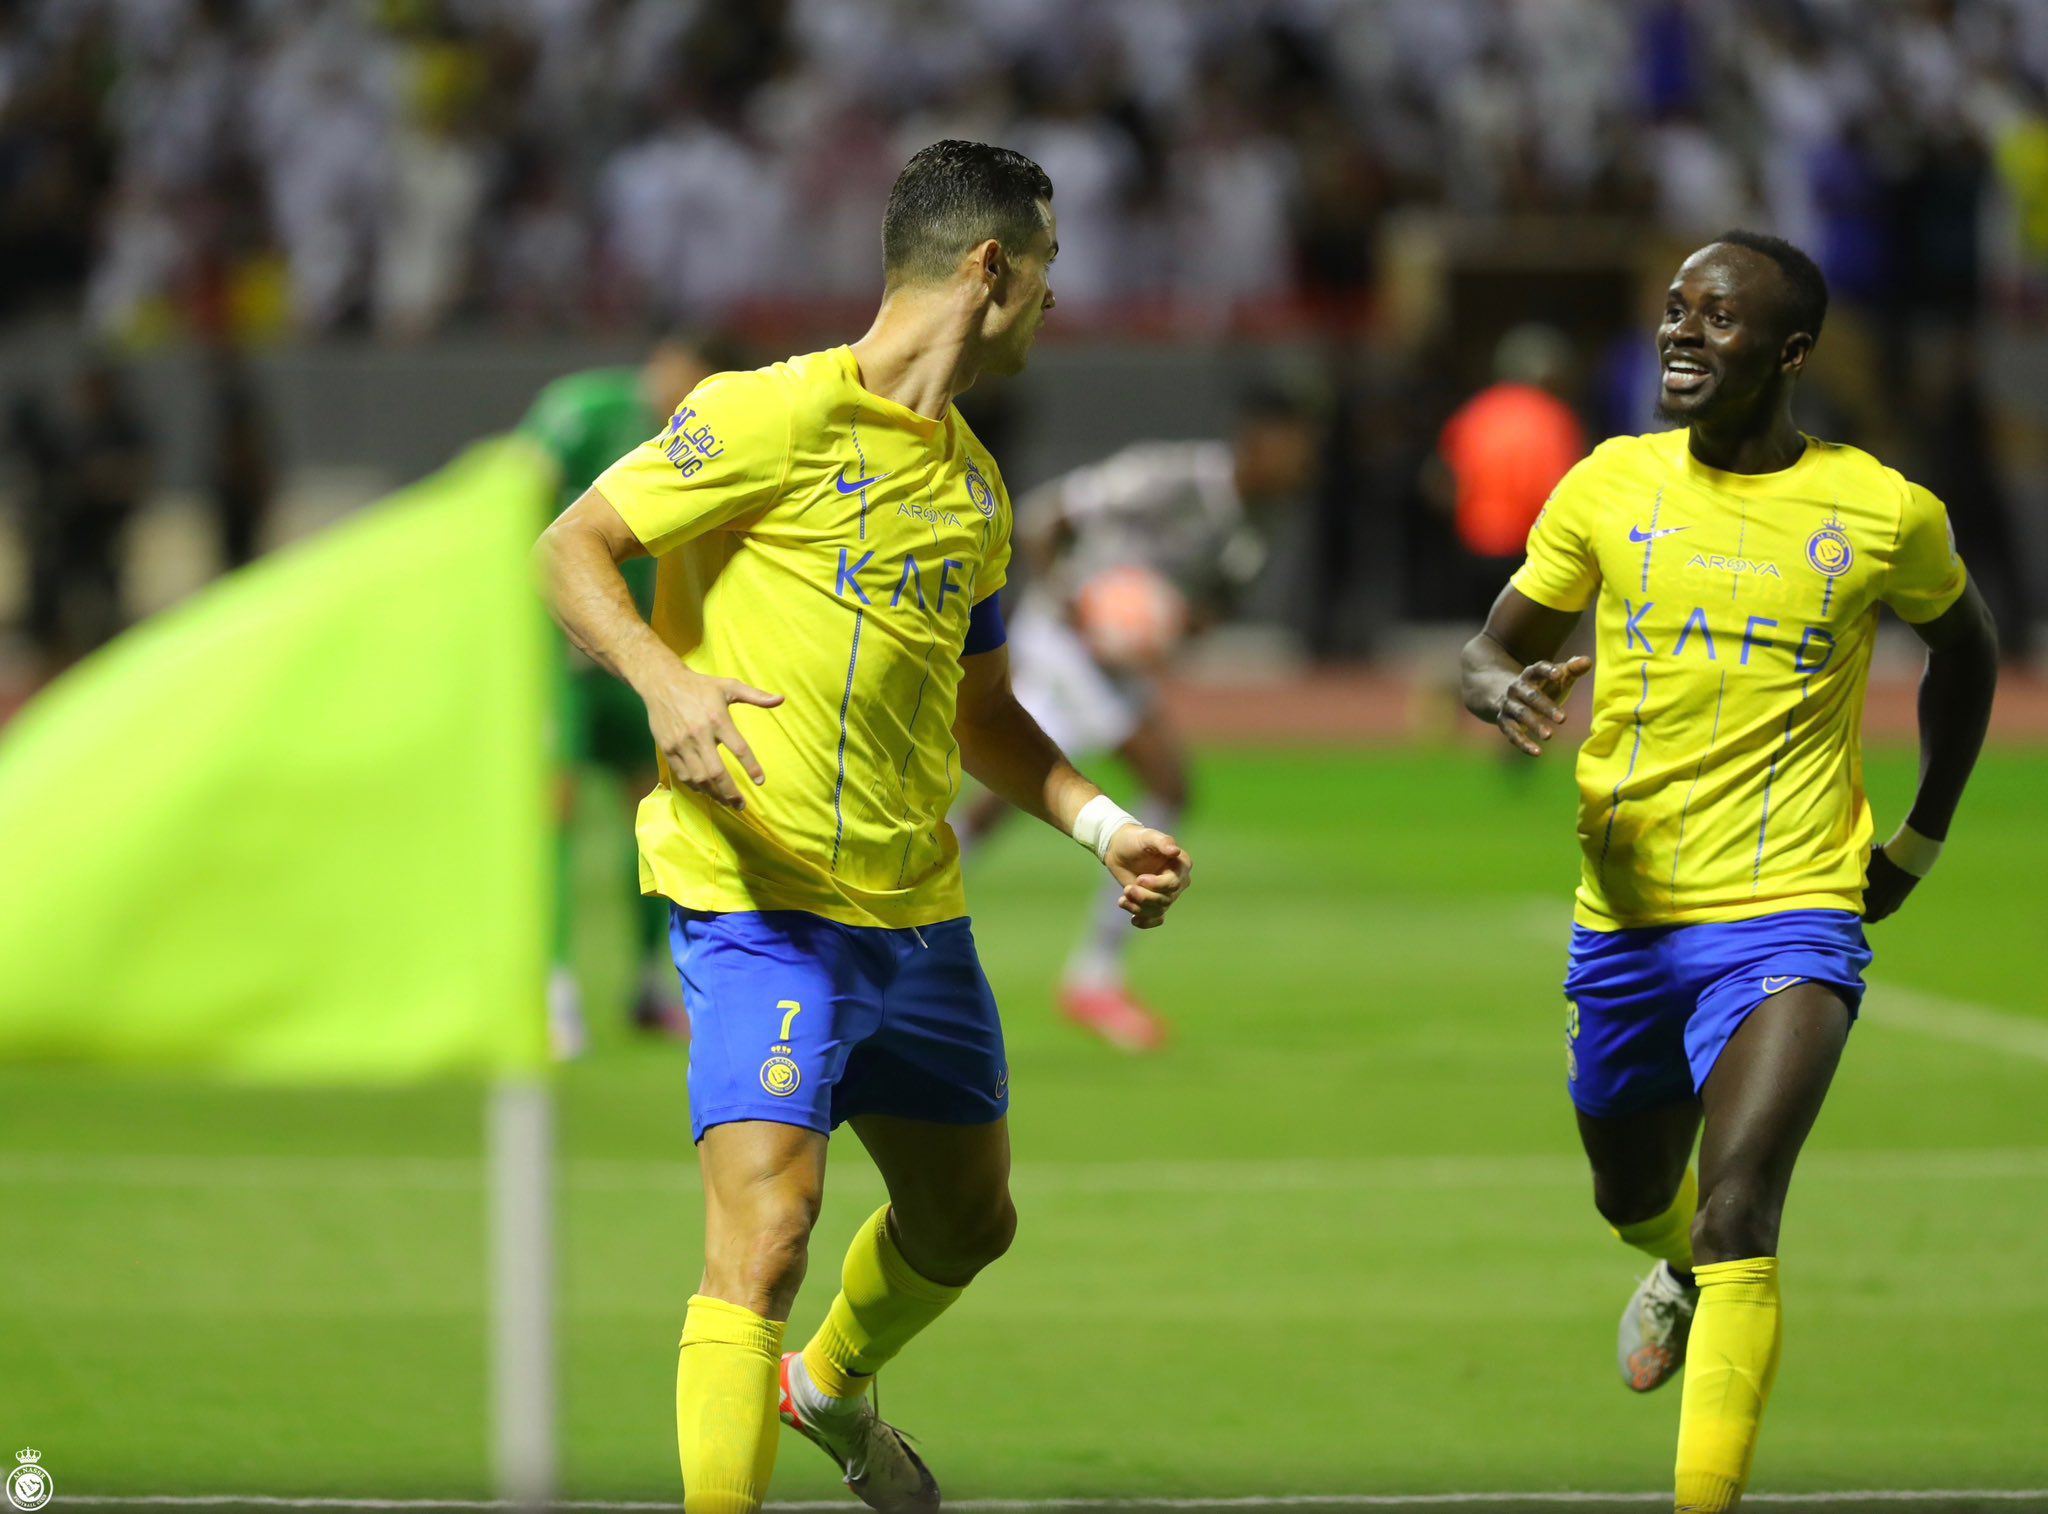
[710,1193,819,1311]
[972,1191,1019,1267]
[1691,1173,1781,1264]
[1589,1170,1680,1229]
[947,1189,1017,1273]
[899,1190,1016,1283]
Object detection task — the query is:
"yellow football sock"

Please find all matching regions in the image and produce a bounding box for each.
[1614,1167,1697,1274]
[801,1205,964,1400]
[676,1294,786,1514]
[1674,1256,1782,1512]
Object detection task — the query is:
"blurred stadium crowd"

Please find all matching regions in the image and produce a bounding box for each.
[4,0,2048,338]
[3,0,2047,683]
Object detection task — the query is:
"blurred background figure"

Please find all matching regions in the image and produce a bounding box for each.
[1432,324,1587,620]
[955,385,1321,1051]
[9,357,152,668]
[203,338,275,572]
[520,329,751,1055]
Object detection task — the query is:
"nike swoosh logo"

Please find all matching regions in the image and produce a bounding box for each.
[1629,525,1689,543]
[835,465,889,494]
[1761,975,1804,994]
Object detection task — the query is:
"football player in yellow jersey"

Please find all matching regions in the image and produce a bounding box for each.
[536,141,1192,1514]
[1460,231,1999,1512]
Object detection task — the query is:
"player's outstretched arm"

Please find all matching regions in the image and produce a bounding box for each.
[1459,584,1590,757]
[955,643,1192,928]
[1865,579,1999,922]
[535,488,782,811]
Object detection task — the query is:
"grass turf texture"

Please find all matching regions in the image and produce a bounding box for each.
[2,747,2044,1506]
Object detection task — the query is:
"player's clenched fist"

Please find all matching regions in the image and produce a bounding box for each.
[1496,655,1592,757]
[1104,826,1193,930]
[643,666,784,811]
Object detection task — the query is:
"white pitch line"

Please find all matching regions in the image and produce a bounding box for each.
[1870,983,2048,1064]
[20,1498,2036,1511]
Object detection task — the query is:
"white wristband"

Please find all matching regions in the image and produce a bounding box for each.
[1072,793,1140,862]
[1881,822,1943,879]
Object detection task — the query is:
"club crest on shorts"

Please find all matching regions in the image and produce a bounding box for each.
[963,461,997,519]
[759,1055,801,1097]
[1806,518,1853,577]
[9,1449,53,1512]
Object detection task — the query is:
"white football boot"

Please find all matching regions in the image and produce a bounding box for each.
[1619,1259,1698,1392]
[779,1352,940,1513]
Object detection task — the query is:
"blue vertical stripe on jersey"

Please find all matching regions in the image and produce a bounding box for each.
[829,607,865,870]
[1729,498,1750,602]
[1599,660,1653,873]
[850,412,872,540]
[893,635,939,888]
[1639,486,1663,592]
[1820,503,1839,617]
[1667,667,1729,911]
[1751,705,1799,889]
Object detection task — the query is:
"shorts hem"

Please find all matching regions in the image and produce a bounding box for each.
[691,1103,832,1143]
[1686,974,1864,1094]
[835,1097,1009,1128]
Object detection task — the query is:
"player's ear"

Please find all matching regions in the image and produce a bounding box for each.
[1780,330,1814,376]
[968,238,1005,292]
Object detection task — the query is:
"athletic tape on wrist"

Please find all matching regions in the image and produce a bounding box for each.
[1882,822,1943,879]
[1072,793,1140,862]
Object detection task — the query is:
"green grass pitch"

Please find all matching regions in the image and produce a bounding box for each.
[2,746,2044,1507]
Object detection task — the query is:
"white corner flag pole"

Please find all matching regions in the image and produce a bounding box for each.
[489,1076,558,1507]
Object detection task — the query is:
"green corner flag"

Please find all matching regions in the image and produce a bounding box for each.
[0,437,554,1082]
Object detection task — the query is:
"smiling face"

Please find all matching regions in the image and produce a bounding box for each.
[1656,243,1812,427]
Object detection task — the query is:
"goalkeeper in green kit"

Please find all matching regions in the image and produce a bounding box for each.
[520,331,747,1052]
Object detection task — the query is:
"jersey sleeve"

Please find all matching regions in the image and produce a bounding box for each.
[1508,455,1603,612]
[1881,481,1968,624]
[592,369,791,556]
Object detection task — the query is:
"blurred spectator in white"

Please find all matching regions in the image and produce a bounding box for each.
[374,33,490,338]
[493,145,593,327]
[8,0,2048,337]
[1170,67,1296,320]
[248,22,390,329]
[600,101,787,320]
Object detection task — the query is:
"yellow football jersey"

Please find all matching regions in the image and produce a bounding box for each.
[593,346,1013,928]
[1512,429,1966,930]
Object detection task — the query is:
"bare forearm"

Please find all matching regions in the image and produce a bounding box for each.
[535,520,674,693]
[1906,635,1999,839]
[1459,632,1524,722]
[958,696,1100,834]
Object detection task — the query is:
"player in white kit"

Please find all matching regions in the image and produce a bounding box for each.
[955,388,1320,1048]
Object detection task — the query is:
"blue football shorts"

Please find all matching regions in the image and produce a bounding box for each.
[1562,908,1872,1119]
[670,907,1009,1142]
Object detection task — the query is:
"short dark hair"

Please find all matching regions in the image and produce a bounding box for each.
[882,140,1053,285]
[1714,228,1829,341]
